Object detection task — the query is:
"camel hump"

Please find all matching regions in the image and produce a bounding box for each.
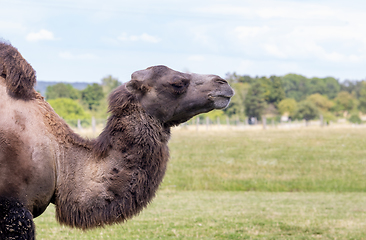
[0,41,36,100]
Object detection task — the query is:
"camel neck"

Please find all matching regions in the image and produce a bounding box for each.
[93,94,171,158]
[55,91,171,229]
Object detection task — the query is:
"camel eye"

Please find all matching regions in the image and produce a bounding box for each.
[172,82,184,89]
[171,79,189,95]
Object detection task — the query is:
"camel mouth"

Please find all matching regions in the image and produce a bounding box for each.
[209,95,232,109]
[208,86,234,100]
[217,95,232,99]
[208,94,233,101]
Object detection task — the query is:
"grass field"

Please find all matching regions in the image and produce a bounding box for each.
[164,127,366,192]
[34,127,366,239]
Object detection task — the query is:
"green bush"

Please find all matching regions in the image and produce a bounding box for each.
[48,98,91,127]
[348,113,362,124]
[46,83,80,100]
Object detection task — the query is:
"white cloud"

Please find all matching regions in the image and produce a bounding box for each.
[193,1,366,68]
[59,51,97,60]
[26,29,55,42]
[118,33,161,43]
[231,7,366,63]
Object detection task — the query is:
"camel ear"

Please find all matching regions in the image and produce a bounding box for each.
[125,79,148,94]
[131,67,154,82]
[126,67,154,94]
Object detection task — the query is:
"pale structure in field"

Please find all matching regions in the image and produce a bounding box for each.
[0,42,233,239]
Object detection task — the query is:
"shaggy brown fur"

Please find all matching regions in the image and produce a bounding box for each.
[55,87,171,229]
[0,42,36,100]
[0,41,234,239]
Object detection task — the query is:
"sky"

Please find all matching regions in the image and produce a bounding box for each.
[1,0,366,83]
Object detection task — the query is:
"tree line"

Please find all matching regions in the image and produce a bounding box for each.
[45,75,121,127]
[219,73,366,124]
[45,73,366,127]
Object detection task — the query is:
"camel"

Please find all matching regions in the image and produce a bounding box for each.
[0,42,234,239]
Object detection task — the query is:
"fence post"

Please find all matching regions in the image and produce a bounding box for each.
[77,119,82,131]
[320,114,324,127]
[196,117,200,131]
[262,116,266,130]
[92,116,96,134]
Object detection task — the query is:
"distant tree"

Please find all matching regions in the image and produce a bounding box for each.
[258,76,272,103]
[223,82,249,119]
[340,79,363,98]
[323,77,340,99]
[281,74,308,101]
[81,83,105,111]
[306,93,334,112]
[277,98,297,116]
[48,98,91,127]
[308,77,327,96]
[281,74,340,101]
[341,80,356,93]
[102,75,122,94]
[226,72,254,84]
[46,83,80,100]
[333,91,358,113]
[244,82,266,121]
[268,76,286,106]
[293,100,319,125]
[358,81,366,113]
[349,113,362,124]
[239,75,254,84]
[307,77,340,99]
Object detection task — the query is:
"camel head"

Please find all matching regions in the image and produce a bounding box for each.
[125,65,234,126]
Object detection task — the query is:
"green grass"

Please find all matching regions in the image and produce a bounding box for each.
[34,127,366,239]
[35,191,366,239]
[162,127,366,192]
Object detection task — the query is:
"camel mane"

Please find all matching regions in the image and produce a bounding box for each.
[0,41,36,100]
[92,85,152,158]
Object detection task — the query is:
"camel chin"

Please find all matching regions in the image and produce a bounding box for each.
[212,96,232,109]
[0,42,234,239]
